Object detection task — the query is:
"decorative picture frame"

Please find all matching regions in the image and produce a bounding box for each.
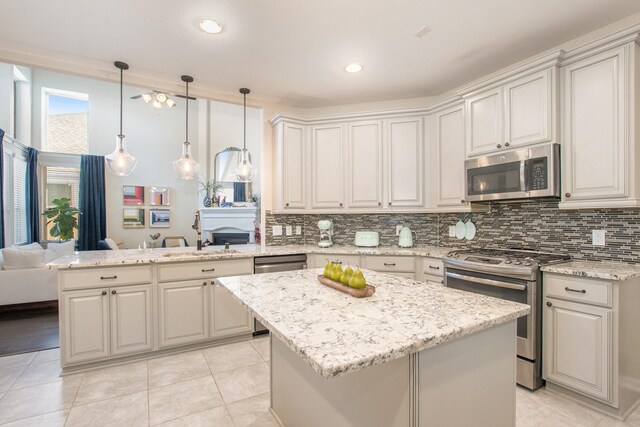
[123,185,145,205]
[149,187,170,206]
[123,208,145,228]
[149,208,170,228]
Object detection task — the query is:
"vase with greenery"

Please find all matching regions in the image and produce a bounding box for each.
[41,198,81,241]
[199,179,222,207]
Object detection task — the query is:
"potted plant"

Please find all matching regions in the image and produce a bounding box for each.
[199,179,222,207]
[41,198,81,241]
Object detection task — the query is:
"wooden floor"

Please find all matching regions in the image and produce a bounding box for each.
[0,309,59,356]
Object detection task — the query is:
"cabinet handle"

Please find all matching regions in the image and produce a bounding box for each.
[388,202,392,206]
[101,291,107,296]
[384,263,396,266]
[546,301,552,307]
[203,281,208,286]
[460,199,465,204]
[333,261,342,265]
[339,203,343,207]
[505,142,510,147]
[111,290,116,295]
[565,193,571,198]
[201,268,216,272]
[564,286,586,294]
[285,203,290,207]
[211,281,215,285]
[496,144,502,149]
[100,275,117,280]
[378,202,382,206]
[428,265,440,270]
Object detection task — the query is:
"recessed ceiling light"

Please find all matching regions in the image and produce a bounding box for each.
[344,64,363,73]
[199,18,223,34]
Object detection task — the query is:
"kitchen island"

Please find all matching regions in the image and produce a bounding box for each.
[216,269,530,427]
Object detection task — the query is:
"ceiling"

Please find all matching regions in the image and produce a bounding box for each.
[1,0,640,108]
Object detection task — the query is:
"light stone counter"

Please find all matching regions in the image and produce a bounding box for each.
[541,260,640,281]
[216,268,529,379]
[47,244,455,269]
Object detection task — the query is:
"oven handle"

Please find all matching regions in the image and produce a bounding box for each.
[445,272,527,291]
[520,159,527,192]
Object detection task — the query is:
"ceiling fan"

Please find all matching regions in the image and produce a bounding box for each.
[131,90,196,109]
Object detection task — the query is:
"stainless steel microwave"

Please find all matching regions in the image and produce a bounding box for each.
[465,144,560,202]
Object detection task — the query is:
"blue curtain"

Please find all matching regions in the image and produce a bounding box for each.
[233,182,246,202]
[78,155,106,251]
[0,128,4,248]
[25,147,39,243]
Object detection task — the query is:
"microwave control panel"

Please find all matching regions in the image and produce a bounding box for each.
[526,157,548,190]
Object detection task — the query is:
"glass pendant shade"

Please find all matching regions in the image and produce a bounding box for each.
[234,148,256,182]
[105,135,137,176]
[173,141,199,180]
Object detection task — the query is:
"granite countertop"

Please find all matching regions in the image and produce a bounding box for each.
[216,268,530,379]
[47,244,455,269]
[541,260,640,281]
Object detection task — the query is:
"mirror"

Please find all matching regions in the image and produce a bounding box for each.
[214,147,253,205]
[149,187,170,206]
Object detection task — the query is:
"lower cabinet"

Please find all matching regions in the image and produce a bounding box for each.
[543,297,612,402]
[158,280,210,348]
[211,283,253,338]
[63,284,153,364]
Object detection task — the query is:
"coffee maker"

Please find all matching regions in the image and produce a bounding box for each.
[317,220,334,248]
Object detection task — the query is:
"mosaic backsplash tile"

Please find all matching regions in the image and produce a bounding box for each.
[266,199,640,263]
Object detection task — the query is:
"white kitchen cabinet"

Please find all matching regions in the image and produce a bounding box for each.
[311,124,345,208]
[347,121,383,208]
[560,43,640,208]
[465,69,555,157]
[62,289,110,364]
[211,283,253,338]
[427,103,468,207]
[109,284,153,356]
[282,122,307,209]
[543,297,612,402]
[385,117,424,208]
[158,280,210,348]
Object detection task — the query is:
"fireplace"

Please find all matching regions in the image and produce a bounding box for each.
[200,207,258,244]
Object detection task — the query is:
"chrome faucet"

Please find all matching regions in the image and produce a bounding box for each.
[192,210,202,250]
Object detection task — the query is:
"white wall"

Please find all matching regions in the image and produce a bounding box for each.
[0,62,13,135]
[30,69,201,248]
[209,100,262,196]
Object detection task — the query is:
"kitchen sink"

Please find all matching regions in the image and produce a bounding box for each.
[162,249,240,257]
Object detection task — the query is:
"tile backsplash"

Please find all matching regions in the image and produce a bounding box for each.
[265,200,640,263]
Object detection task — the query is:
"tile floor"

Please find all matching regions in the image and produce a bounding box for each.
[0,336,638,426]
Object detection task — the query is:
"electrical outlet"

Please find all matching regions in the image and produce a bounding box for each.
[449,226,456,238]
[272,225,283,236]
[295,226,302,235]
[286,225,293,236]
[396,225,403,236]
[592,230,606,246]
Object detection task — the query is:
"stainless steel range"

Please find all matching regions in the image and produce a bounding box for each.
[443,248,571,390]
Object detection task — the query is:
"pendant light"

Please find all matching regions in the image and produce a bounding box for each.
[173,75,200,180]
[105,61,137,176]
[234,88,256,182]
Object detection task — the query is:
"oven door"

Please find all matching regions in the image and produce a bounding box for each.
[445,268,536,360]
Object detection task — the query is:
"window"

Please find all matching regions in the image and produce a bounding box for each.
[40,166,80,241]
[42,88,88,154]
[2,140,28,245]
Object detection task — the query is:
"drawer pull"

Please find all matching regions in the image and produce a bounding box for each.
[202,281,208,286]
[384,263,396,266]
[546,301,552,307]
[428,265,440,270]
[565,286,586,294]
[111,290,117,295]
[201,268,216,272]
[101,291,107,296]
[333,261,342,265]
[100,275,118,280]
[210,281,215,285]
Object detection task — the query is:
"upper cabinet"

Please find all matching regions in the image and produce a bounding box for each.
[280,122,307,209]
[560,41,640,208]
[385,117,424,208]
[465,68,557,157]
[427,103,468,208]
[347,121,383,208]
[311,125,345,208]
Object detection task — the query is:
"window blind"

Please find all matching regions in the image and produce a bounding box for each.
[13,156,27,244]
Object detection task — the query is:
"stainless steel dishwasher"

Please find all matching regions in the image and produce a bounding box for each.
[252,254,307,334]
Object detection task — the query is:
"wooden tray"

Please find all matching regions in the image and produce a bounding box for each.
[317,275,376,298]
